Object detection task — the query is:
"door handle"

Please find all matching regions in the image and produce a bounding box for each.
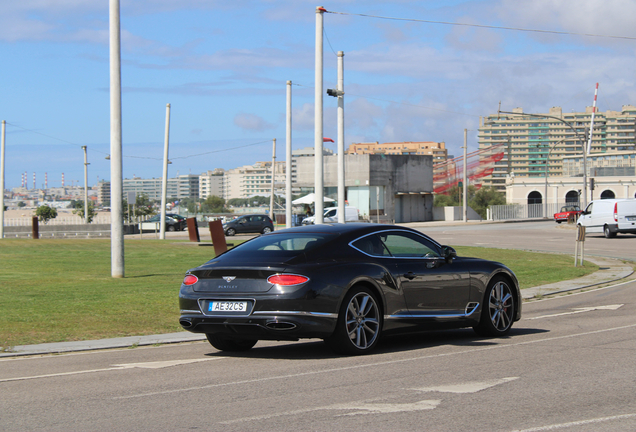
[403,272,416,280]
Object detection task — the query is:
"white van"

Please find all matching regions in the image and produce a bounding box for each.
[578,199,636,238]
[302,206,359,225]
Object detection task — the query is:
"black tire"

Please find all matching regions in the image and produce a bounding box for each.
[206,334,257,352]
[556,220,562,224]
[473,276,515,337]
[324,287,382,355]
[168,225,176,232]
[604,225,616,238]
[226,228,236,236]
[262,226,272,234]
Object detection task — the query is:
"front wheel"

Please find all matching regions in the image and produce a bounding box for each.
[474,277,515,337]
[167,225,176,232]
[324,287,381,355]
[226,228,236,236]
[206,334,257,352]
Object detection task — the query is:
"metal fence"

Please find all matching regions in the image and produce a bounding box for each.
[488,202,579,221]
[3,216,112,226]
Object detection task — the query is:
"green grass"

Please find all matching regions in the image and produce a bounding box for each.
[0,239,597,349]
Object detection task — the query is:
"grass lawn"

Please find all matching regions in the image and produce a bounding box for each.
[0,238,598,349]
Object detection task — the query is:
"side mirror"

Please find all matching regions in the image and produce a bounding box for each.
[442,246,457,263]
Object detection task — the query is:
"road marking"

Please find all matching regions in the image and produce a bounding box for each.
[510,413,636,431]
[0,358,221,383]
[528,304,623,320]
[410,377,518,394]
[114,323,636,400]
[220,398,442,424]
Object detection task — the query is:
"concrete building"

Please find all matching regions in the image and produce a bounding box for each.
[225,161,286,200]
[199,169,226,199]
[122,174,199,201]
[346,141,448,163]
[478,105,636,191]
[294,154,434,223]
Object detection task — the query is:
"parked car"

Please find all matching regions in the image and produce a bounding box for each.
[554,205,582,223]
[222,214,274,236]
[302,206,359,225]
[178,223,521,355]
[578,198,636,238]
[141,214,186,232]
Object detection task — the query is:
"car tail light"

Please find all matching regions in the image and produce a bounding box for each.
[267,274,309,286]
[183,274,198,286]
[614,202,618,222]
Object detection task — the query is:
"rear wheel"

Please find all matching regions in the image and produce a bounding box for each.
[262,226,272,234]
[205,334,257,352]
[474,277,515,337]
[604,225,616,238]
[324,287,381,355]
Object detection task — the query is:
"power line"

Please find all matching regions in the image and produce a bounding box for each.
[325,10,636,41]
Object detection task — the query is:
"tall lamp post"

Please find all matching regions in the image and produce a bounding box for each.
[82,146,89,223]
[497,110,588,208]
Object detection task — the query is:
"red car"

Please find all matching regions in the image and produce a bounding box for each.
[554,205,582,223]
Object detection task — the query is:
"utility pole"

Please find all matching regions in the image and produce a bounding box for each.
[0,120,5,239]
[336,51,345,223]
[269,138,276,221]
[82,146,89,224]
[463,129,467,223]
[285,81,292,228]
[314,6,325,224]
[109,0,124,277]
[160,103,171,240]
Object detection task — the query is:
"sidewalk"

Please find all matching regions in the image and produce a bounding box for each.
[2,256,633,359]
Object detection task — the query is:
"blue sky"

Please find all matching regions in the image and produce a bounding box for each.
[2,0,636,190]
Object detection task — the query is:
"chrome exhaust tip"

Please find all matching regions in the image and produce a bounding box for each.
[265,321,297,330]
[179,319,193,328]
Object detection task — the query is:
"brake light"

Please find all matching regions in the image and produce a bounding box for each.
[267,274,309,286]
[614,202,618,222]
[183,274,198,285]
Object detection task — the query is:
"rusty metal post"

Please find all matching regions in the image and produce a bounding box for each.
[208,219,227,256]
[186,217,200,242]
[32,216,39,239]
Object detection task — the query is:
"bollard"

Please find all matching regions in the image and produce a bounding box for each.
[574,225,585,266]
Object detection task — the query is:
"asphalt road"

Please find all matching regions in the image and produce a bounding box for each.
[413,220,636,262]
[1,221,635,431]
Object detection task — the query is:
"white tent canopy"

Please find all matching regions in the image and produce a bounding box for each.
[292,193,335,205]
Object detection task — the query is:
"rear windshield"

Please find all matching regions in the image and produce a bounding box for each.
[221,233,338,256]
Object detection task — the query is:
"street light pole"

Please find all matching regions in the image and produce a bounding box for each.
[314,6,325,224]
[82,146,89,224]
[160,103,170,240]
[336,51,345,224]
[285,81,292,229]
[497,110,588,208]
[0,120,5,239]
[463,129,467,223]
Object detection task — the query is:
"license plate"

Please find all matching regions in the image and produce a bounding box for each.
[208,301,248,312]
[627,216,636,221]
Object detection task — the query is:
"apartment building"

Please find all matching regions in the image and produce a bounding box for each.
[478,105,636,190]
[122,174,199,201]
[346,141,448,162]
[199,169,226,199]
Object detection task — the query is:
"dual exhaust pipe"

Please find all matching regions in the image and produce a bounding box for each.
[179,318,297,331]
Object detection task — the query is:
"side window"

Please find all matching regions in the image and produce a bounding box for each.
[253,216,263,222]
[351,234,391,257]
[325,209,337,218]
[381,232,440,258]
[585,203,593,214]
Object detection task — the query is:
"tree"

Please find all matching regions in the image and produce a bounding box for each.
[72,201,97,223]
[123,193,155,221]
[469,187,506,219]
[201,195,228,213]
[35,205,58,224]
[17,201,26,208]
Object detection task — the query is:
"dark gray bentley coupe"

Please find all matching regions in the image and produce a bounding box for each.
[179,223,521,355]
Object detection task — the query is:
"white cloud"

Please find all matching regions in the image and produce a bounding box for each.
[233,112,276,132]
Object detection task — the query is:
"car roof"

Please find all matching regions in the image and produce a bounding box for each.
[267,223,421,237]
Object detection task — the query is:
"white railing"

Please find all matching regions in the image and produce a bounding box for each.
[488,202,579,221]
